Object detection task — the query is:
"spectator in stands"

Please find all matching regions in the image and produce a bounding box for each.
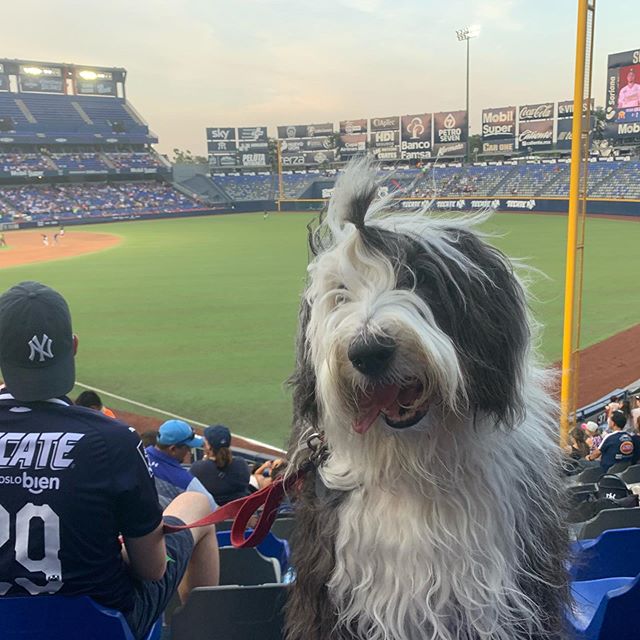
[565,427,590,460]
[140,430,158,448]
[619,398,635,431]
[605,395,621,420]
[632,395,640,433]
[0,281,219,640]
[584,421,603,455]
[190,424,253,505]
[146,420,217,510]
[75,388,116,418]
[586,410,636,470]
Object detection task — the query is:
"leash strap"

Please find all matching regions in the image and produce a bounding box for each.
[162,468,304,547]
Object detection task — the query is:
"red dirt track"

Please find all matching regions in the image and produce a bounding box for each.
[1,226,636,451]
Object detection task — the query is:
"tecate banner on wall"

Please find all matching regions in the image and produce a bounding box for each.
[518,119,554,148]
[206,127,236,141]
[518,102,554,121]
[237,126,268,142]
[433,111,468,144]
[340,119,368,134]
[277,123,334,138]
[370,116,400,131]
[481,106,516,139]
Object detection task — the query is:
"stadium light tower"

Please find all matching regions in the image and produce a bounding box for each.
[456,25,481,162]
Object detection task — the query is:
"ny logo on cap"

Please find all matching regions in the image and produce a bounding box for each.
[28,334,54,362]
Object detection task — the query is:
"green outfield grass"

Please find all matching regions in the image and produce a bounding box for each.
[0,212,639,446]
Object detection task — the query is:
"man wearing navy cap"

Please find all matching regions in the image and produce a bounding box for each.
[0,281,219,639]
[146,420,218,510]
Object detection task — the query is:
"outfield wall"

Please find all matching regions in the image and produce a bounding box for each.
[2,196,639,231]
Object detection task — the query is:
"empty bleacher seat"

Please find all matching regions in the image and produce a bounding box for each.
[0,595,160,640]
[569,573,640,639]
[571,527,640,581]
[217,530,290,575]
[171,584,286,640]
[619,464,640,486]
[219,547,280,586]
[577,507,640,540]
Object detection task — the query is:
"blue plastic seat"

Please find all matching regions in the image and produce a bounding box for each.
[570,527,640,581]
[568,573,640,639]
[0,595,160,640]
[216,529,290,574]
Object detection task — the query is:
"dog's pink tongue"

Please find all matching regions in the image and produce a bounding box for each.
[353,384,400,434]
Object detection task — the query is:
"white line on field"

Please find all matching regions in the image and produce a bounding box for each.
[75,380,283,452]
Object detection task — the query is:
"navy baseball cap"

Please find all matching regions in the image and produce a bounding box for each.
[204,424,232,450]
[0,281,75,401]
[157,420,204,448]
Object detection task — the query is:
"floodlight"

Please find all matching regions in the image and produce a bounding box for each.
[78,70,98,80]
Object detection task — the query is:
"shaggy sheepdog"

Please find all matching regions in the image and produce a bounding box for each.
[285,161,569,640]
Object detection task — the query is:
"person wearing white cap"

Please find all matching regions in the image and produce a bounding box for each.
[583,421,603,455]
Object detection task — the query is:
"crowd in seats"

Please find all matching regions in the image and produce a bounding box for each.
[282,173,316,198]
[213,174,274,200]
[105,151,165,169]
[51,152,109,172]
[0,181,202,220]
[0,152,51,173]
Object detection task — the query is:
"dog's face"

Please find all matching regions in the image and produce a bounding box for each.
[292,165,531,444]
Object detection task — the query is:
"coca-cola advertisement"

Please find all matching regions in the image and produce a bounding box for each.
[339,119,368,135]
[518,102,554,121]
[518,119,554,148]
[433,111,468,144]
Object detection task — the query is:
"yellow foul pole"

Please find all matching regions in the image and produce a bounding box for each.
[560,0,595,447]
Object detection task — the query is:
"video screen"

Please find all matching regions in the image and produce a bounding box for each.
[616,64,640,121]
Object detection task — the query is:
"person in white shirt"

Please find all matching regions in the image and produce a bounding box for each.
[618,68,640,109]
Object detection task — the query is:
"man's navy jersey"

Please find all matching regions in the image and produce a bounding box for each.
[190,457,251,505]
[0,394,162,612]
[599,431,636,470]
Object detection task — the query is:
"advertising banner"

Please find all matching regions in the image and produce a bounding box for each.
[518,119,553,148]
[339,119,368,134]
[208,153,237,168]
[558,98,594,118]
[369,130,400,147]
[280,137,334,152]
[281,150,335,166]
[481,106,516,139]
[206,127,236,142]
[237,126,268,142]
[482,140,516,155]
[237,141,269,151]
[371,147,400,161]
[370,116,399,131]
[433,141,466,158]
[434,111,468,144]
[239,152,269,167]
[339,133,367,155]
[518,102,554,121]
[207,140,237,153]
[400,113,432,160]
[277,123,333,138]
[556,118,572,150]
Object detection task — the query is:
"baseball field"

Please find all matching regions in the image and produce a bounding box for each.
[0,211,639,448]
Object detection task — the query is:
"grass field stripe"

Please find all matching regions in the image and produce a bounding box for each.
[74,380,280,451]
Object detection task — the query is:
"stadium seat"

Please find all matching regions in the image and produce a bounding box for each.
[571,528,640,581]
[572,467,606,484]
[577,507,640,540]
[270,517,295,542]
[0,595,160,640]
[620,464,640,485]
[217,530,290,574]
[568,573,640,640]
[219,547,281,585]
[607,461,632,474]
[171,584,286,640]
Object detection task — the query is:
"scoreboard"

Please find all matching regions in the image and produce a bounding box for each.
[19,64,64,93]
[75,69,117,96]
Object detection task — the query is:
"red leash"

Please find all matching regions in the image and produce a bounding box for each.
[162,467,304,547]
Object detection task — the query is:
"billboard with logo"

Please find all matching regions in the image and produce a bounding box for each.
[605,49,640,139]
[518,119,553,149]
[207,140,237,153]
[557,99,594,119]
[433,142,466,158]
[481,107,516,140]
[281,150,335,166]
[482,140,516,155]
[400,113,432,160]
[281,137,334,152]
[369,130,400,148]
[237,126,268,142]
[339,133,367,157]
[371,147,401,161]
[209,153,238,168]
[556,118,573,150]
[518,103,554,121]
[277,123,334,138]
[206,127,236,142]
[340,119,368,134]
[370,116,400,132]
[434,111,468,146]
[239,152,269,167]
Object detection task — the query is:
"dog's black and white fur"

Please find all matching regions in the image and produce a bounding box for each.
[285,160,569,640]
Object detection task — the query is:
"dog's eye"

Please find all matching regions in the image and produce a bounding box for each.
[334,285,348,306]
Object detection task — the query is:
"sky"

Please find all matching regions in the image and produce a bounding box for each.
[2,0,639,156]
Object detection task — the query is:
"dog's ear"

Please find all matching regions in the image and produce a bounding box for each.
[413,229,529,427]
[288,296,318,430]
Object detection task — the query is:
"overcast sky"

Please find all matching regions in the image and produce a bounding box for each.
[3,0,639,156]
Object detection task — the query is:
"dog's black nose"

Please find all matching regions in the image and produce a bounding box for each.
[348,336,396,377]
